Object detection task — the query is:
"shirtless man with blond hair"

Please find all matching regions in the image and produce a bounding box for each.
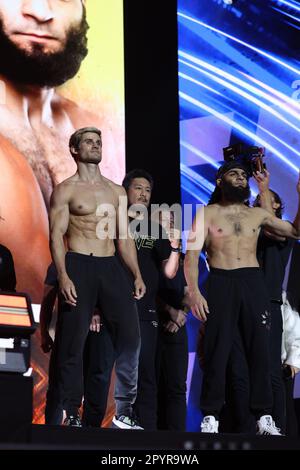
[184,161,300,436]
[50,127,145,426]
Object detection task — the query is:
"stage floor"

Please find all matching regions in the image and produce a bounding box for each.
[0,424,300,452]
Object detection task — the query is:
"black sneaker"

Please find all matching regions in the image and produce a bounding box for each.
[112,414,143,430]
[63,415,82,427]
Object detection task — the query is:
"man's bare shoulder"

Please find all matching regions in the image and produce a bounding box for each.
[250,205,273,225]
[204,204,219,212]
[51,176,78,201]
[205,203,262,215]
[102,177,126,196]
[57,95,104,129]
[56,174,79,188]
[248,205,268,218]
[203,204,220,217]
[204,203,267,225]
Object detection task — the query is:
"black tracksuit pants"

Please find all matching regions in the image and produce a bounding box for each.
[54,252,140,417]
[201,267,273,418]
[81,313,158,430]
[226,301,286,432]
[156,324,188,431]
[133,318,158,430]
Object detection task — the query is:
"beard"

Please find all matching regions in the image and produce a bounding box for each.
[222,180,250,203]
[0,11,89,88]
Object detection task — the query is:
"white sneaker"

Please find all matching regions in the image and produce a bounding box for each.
[256,415,282,436]
[201,415,219,433]
[112,415,144,430]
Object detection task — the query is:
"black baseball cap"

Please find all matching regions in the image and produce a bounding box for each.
[216,161,250,180]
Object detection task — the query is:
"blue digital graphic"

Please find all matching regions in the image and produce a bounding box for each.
[178,0,300,431]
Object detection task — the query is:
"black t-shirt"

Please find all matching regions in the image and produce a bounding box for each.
[133,220,171,320]
[0,244,16,291]
[257,232,294,302]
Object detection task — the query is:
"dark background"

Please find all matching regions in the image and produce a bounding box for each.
[123,0,181,205]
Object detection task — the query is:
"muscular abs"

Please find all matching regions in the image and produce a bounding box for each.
[66,181,119,257]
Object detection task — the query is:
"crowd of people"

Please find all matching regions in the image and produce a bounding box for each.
[0,111,300,435]
[1,125,300,436]
[36,126,300,435]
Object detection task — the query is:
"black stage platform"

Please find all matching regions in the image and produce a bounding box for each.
[1,424,300,452]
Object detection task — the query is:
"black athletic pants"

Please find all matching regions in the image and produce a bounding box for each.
[201,268,273,418]
[55,252,140,417]
[226,301,286,432]
[80,314,158,429]
[156,324,188,431]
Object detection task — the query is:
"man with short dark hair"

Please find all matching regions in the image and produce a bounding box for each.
[184,161,300,435]
[82,169,181,430]
[122,170,180,430]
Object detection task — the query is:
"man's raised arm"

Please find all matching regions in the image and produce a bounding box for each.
[253,170,273,213]
[50,184,77,306]
[261,171,300,239]
[161,226,181,279]
[184,206,209,322]
[253,169,286,241]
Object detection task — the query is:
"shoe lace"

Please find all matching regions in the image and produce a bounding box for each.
[69,415,81,425]
[117,415,134,426]
[127,412,141,426]
[261,416,281,434]
[265,416,273,426]
[128,415,141,427]
[268,421,281,434]
[201,417,215,432]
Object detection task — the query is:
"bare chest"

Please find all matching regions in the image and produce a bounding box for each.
[209,211,260,240]
[0,118,76,206]
[69,186,118,217]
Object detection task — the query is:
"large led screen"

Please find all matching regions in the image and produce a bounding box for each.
[0,0,125,423]
[178,0,300,430]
